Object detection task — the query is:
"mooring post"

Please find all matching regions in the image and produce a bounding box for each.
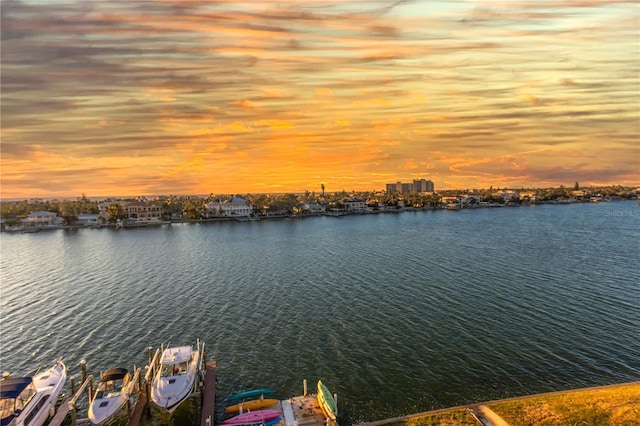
[148,346,154,364]
[145,374,152,417]
[70,376,76,396]
[303,379,307,396]
[69,401,77,426]
[80,360,87,384]
[89,376,95,402]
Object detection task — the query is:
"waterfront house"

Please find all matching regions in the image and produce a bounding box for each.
[441,195,461,206]
[301,203,325,214]
[78,214,101,227]
[498,190,519,202]
[24,211,62,228]
[460,194,482,207]
[122,201,162,223]
[205,197,253,218]
[342,197,367,213]
[519,191,537,203]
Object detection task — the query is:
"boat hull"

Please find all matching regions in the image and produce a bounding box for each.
[88,368,132,425]
[0,359,66,426]
[150,345,200,413]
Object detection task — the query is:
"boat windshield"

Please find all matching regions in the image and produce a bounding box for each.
[160,362,188,377]
[96,379,124,398]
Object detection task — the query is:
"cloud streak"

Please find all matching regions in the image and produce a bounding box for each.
[1,0,638,198]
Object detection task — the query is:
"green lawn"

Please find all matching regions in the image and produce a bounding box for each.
[386,409,479,426]
[487,383,640,426]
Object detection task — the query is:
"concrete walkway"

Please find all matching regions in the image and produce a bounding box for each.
[472,405,511,426]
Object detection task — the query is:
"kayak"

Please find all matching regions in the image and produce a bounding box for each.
[317,380,337,420]
[223,410,281,425]
[226,388,274,402]
[225,398,278,413]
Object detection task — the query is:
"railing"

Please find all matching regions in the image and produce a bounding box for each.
[67,374,94,426]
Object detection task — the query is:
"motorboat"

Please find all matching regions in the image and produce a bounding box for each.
[87,368,132,425]
[0,359,67,426]
[150,343,201,412]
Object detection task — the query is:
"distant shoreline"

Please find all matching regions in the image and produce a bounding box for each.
[2,199,638,234]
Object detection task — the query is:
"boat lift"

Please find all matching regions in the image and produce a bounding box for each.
[141,339,207,416]
[64,360,142,426]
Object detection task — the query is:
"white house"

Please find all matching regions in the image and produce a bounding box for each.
[343,197,367,213]
[23,211,62,228]
[499,190,519,202]
[206,198,253,217]
[301,203,325,214]
[78,214,101,226]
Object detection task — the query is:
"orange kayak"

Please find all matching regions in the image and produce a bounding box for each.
[225,398,279,414]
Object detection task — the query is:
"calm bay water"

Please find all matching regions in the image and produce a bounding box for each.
[1,201,639,423]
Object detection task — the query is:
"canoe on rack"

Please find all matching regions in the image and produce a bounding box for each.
[222,409,281,425]
[225,398,279,413]
[226,388,274,402]
[317,380,337,420]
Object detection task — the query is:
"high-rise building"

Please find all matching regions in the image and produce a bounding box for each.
[413,179,434,193]
[386,179,434,193]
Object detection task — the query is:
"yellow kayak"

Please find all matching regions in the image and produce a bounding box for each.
[317,380,337,420]
[225,398,278,414]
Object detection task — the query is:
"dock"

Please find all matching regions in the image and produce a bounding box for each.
[219,380,333,426]
[127,386,148,426]
[200,361,217,426]
[282,394,331,426]
[48,398,70,426]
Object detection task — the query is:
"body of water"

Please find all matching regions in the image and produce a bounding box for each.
[1,201,639,424]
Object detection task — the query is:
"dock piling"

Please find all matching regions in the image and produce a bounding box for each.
[89,376,94,402]
[303,379,308,396]
[80,360,87,384]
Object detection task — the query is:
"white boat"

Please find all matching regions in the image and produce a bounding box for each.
[150,343,200,412]
[0,359,66,426]
[87,368,132,425]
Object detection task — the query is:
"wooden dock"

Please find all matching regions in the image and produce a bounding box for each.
[282,394,332,426]
[200,361,217,426]
[48,398,71,426]
[128,386,148,426]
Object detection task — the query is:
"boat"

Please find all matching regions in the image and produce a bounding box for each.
[225,397,279,414]
[226,388,274,402]
[87,368,132,425]
[222,409,281,425]
[0,359,67,426]
[150,343,201,412]
[317,380,337,421]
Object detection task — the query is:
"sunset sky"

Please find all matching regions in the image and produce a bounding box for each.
[1,0,638,199]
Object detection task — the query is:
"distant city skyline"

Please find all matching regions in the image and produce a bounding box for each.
[1,0,638,200]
